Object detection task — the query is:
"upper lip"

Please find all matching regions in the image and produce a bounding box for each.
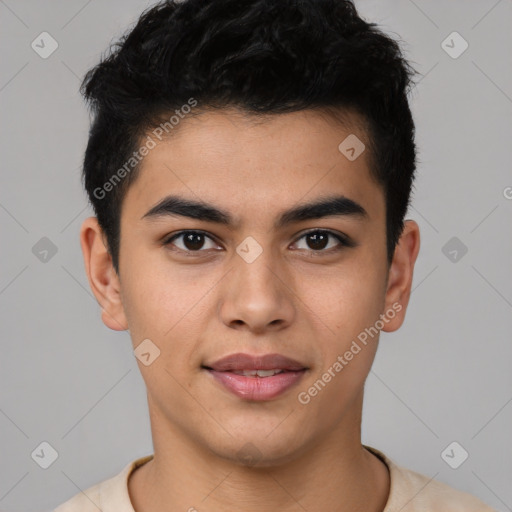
[204,353,307,372]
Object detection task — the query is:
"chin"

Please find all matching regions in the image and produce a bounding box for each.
[207,425,312,468]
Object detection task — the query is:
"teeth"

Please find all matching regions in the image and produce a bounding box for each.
[256,369,283,377]
[232,369,284,377]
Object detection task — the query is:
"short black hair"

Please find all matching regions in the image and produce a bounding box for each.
[80,0,417,275]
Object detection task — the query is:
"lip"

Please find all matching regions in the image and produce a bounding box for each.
[204,353,307,371]
[203,353,308,401]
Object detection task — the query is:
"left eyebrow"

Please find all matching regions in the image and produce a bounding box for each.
[274,195,368,229]
[140,194,369,229]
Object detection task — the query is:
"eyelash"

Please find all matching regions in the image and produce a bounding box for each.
[163,229,354,257]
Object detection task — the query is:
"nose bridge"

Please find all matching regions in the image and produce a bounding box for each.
[218,235,295,331]
[232,236,284,299]
[234,241,279,292]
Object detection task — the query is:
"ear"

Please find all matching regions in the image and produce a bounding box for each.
[79,216,128,331]
[381,219,421,332]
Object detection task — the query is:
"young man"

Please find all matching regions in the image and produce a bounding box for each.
[54,0,496,510]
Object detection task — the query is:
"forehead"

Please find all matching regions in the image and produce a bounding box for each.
[122,108,384,227]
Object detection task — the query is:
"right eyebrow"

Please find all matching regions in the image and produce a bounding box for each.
[140,194,369,229]
[141,195,233,224]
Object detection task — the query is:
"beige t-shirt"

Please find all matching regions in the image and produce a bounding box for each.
[53,445,497,511]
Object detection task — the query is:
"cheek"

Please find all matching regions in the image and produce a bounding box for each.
[300,259,385,342]
[120,256,216,371]
[122,252,200,329]
[299,274,384,413]
[345,243,388,319]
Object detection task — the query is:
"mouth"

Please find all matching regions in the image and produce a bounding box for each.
[202,353,308,401]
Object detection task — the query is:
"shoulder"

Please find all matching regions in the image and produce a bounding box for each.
[52,455,154,512]
[364,445,497,512]
[390,464,497,511]
[52,481,102,512]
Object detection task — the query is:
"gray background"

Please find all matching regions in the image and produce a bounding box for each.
[1,0,511,511]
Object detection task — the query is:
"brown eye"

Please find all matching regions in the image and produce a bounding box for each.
[292,230,352,253]
[181,232,206,251]
[305,232,330,250]
[165,231,221,253]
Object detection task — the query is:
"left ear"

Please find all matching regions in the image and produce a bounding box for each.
[381,219,421,332]
[79,216,129,331]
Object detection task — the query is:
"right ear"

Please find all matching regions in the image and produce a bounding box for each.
[79,216,128,331]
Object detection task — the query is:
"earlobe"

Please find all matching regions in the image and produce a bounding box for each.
[79,216,128,331]
[381,219,421,333]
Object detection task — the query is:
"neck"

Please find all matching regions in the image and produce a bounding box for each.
[128,395,390,512]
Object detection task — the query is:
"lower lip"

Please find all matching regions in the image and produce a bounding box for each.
[206,369,306,401]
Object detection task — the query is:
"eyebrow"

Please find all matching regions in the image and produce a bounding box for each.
[141,194,368,229]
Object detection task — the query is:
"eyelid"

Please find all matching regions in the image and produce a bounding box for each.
[164,228,354,254]
[291,228,355,250]
[164,230,221,249]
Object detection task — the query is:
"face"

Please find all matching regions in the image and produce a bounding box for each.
[81,108,419,466]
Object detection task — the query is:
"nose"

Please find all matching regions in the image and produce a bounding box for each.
[217,244,296,334]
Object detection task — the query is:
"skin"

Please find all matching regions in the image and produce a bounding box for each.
[80,108,420,512]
